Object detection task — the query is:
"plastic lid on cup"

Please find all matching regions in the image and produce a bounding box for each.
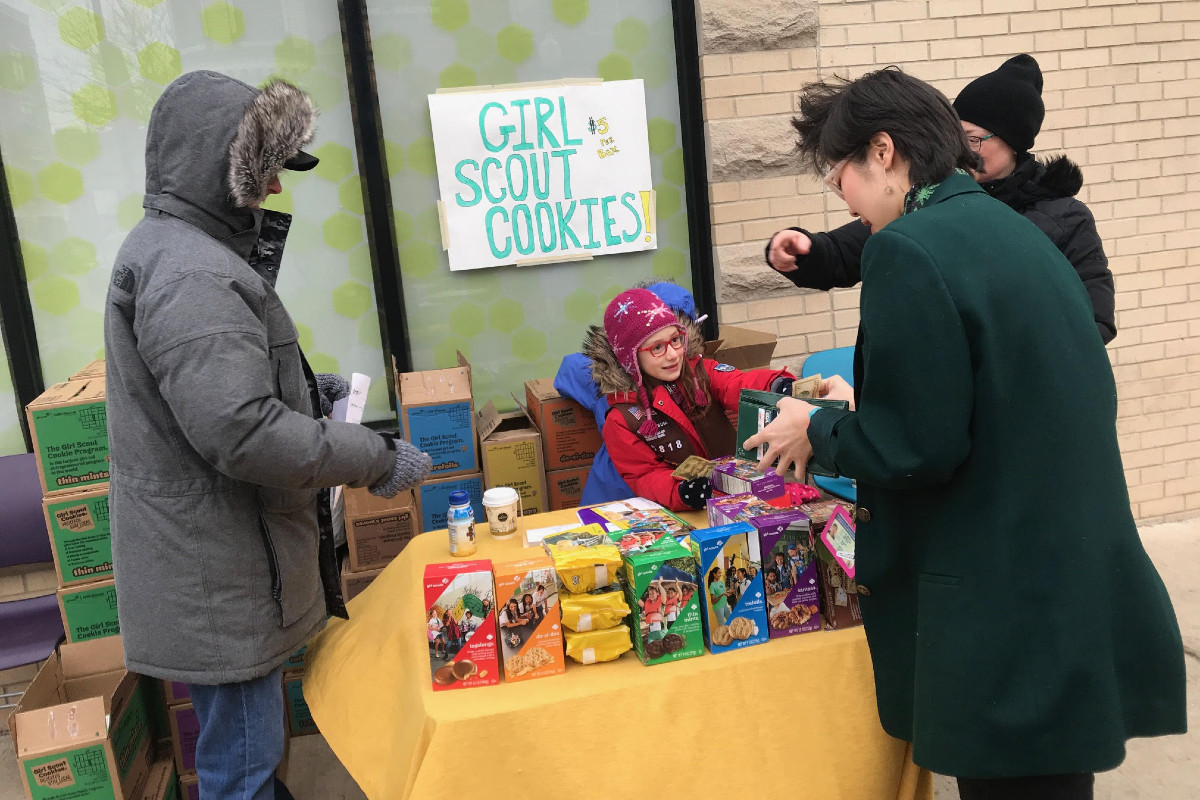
[482,487,519,506]
[448,490,470,506]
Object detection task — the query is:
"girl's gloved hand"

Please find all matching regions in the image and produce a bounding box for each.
[677,477,713,510]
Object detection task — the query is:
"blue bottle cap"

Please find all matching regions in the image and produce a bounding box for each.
[448,490,470,505]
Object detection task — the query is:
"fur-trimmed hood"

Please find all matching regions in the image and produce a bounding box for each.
[227,79,316,208]
[983,153,1083,212]
[582,310,705,395]
[142,71,316,260]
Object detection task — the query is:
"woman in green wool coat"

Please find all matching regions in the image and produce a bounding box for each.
[745,68,1186,800]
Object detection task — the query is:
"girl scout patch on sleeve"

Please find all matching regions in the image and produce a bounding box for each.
[714,363,735,372]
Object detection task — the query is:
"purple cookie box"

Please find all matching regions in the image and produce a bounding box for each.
[752,509,822,637]
[710,458,786,501]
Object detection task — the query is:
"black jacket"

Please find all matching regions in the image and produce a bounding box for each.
[768,155,1117,343]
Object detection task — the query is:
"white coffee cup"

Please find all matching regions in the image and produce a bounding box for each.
[482,487,522,538]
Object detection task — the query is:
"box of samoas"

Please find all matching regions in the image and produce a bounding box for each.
[622,537,704,665]
[689,522,770,653]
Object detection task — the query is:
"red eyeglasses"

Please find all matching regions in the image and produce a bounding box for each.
[638,332,685,359]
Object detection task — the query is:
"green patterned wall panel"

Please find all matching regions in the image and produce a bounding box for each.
[366,0,692,411]
[0,0,392,421]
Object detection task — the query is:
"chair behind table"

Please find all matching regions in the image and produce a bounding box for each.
[800,347,857,504]
[0,452,66,697]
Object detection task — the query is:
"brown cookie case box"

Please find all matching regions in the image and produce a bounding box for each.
[689,522,770,653]
[424,560,499,690]
[524,378,601,470]
[815,506,863,630]
[622,538,704,665]
[492,557,566,682]
[9,637,153,800]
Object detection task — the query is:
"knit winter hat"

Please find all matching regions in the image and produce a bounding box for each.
[603,288,684,437]
[952,54,1045,154]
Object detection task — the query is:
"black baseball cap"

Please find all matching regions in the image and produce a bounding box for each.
[284,150,319,171]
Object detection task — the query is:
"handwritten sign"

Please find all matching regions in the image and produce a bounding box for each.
[428,80,656,271]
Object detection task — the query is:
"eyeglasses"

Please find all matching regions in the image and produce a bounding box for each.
[823,157,851,199]
[966,134,995,152]
[637,332,685,359]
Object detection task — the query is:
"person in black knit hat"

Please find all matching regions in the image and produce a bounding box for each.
[763,54,1116,352]
[952,53,1045,160]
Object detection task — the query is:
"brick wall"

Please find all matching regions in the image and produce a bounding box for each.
[698,0,1200,523]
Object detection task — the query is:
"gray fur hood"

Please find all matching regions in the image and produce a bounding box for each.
[582,310,705,395]
[143,71,316,260]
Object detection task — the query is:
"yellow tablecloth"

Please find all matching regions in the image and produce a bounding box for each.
[305,508,932,800]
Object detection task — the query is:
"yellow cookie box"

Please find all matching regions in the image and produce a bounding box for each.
[548,542,622,594]
[559,590,630,632]
[564,625,633,665]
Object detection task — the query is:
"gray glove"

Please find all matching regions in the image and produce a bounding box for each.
[315,373,350,417]
[369,437,433,497]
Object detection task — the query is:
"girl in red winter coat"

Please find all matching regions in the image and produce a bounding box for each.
[583,288,794,512]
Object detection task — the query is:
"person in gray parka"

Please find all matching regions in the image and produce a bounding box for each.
[104,71,430,800]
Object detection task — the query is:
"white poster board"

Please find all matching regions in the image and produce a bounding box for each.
[428,80,656,271]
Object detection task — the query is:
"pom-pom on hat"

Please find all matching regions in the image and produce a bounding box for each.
[952,54,1045,154]
[603,288,684,437]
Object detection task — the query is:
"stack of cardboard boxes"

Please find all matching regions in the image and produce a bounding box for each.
[163,659,301,799]
[389,362,602,533]
[394,354,486,533]
[8,637,177,800]
[26,361,120,647]
[163,681,199,798]
[477,399,547,516]
[281,648,316,739]
[338,485,420,600]
[524,379,601,511]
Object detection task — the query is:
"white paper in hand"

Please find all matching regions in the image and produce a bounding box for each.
[331,373,371,506]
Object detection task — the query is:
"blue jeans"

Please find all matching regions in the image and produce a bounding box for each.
[189,668,285,800]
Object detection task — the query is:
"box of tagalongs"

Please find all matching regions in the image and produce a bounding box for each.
[493,556,565,682]
[690,522,770,653]
[424,560,499,690]
[622,538,704,665]
[753,509,821,637]
[815,506,863,630]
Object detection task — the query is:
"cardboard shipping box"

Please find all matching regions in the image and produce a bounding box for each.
[135,758,178,800]
[524,379,601,471]
[43,485,113,587]
[168,703,199,776]
[161,679,190,706]
[283,646,307,672]
[283,671,318,736]
[178,773,198,800]
[57,578,120,644]
[340,559,385,604]
[344,486,417,571]
[702,325,777,370]
[9,637,153,800]
[416,472,484,533]
[545,466,588,511]
[395,353,477,478]
[26,378,110,497]
[477,400,548,516]
[70,359,106,382]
